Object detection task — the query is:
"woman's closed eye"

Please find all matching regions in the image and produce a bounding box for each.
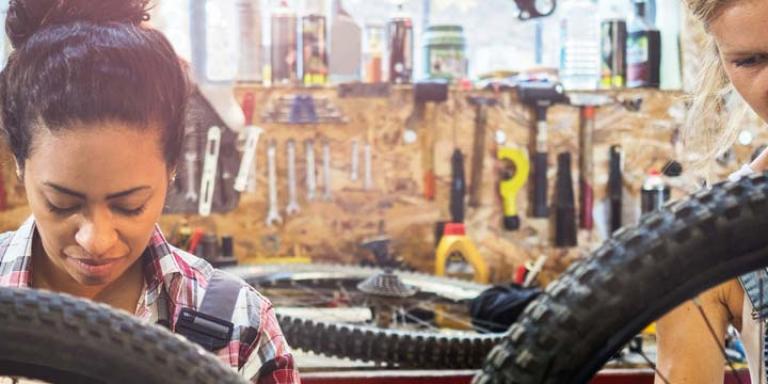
[733,54,768,68]
[112,205,146,217]
[46,202,80,216]
[46,202,147,217]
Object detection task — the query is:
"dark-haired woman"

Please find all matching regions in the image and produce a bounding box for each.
[0,1,299,382]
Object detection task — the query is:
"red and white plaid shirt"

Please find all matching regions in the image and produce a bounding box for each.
[0,217,300,384]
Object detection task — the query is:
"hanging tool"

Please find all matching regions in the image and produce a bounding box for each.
[608,145,623,233]
[407,81,448,200]
[364,141,373,190]
[198,126,222,217]
[350,139,359,181]
[554,152,577,247]
[578,106,596,229]
[569,93,612,229]
[235,92,264,193]
[498,147,530,231]
[467,96,498,208]
[449,149,466,223]
[288,94,318,124]
[266,140,283,226]
[234,125,263,193]
[286,139,300,215]
[183,150,199,203]
[517,81,569,217]
[186,227,205,255]
[322,141,332,200]
[305,139,317,200]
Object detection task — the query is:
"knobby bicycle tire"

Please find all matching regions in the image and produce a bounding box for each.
[227,264,503,368]
[0,287,247,384]
[475,173,768,383]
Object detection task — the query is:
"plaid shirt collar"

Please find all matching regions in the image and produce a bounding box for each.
[0,216,183,312]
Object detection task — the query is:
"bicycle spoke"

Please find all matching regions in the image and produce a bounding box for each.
[631,341,670,384]
[691,297,745,384]
[399,306,440,331]
[411,302,498,334]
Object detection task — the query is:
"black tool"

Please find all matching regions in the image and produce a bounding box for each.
[450,149,466,223]
[467,96,498,207]
[608,145,623,233]
[517,81,569,217]
[554,152,577,247]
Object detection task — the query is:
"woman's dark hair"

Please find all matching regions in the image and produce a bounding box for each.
[0,0,188,171]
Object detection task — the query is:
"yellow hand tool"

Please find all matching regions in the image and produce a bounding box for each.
[498,147,530,230]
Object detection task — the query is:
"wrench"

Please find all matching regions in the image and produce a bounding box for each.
[266,140,283,226]
[234,126,264,192]
[198,126,221,216]
[305,139,317,201]
[183,151,198,202]
[285,139,300,215]
[364,141,373,190]
[350,139,359,181]
[323,141,332,200]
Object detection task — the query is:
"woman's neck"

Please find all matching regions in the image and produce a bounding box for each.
[30,235,145,314]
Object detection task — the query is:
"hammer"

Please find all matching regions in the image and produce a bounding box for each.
[516,81,568,218]
[406,81,449,200]
[568,93,612,230]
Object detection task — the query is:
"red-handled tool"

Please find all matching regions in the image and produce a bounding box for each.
[579,105,596,230]
[241,92,255,125]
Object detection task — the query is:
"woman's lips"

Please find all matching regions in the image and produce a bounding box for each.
[67,256,125,277]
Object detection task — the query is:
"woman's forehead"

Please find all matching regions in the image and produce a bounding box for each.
[709,0,768,52]
[26,125,166,184]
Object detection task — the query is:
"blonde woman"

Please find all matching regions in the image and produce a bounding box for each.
[656,1,768,383]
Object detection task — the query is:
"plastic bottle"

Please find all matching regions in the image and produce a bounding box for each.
[627,0,661,88]
[600,4,627,89]
[301,0,328,86]
[657,0,682,89]
[641,169,670,214]
[236,0,262,82]
[558,0,600,91]
[329,0,362,83]
[363,24,385,83]
[270,1,298,85]
[386,3,413,84]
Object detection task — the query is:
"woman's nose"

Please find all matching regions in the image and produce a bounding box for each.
[74,208,118,257]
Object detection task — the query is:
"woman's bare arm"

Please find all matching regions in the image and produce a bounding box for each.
[655,279,743,384]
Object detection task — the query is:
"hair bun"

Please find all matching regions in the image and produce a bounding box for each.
[6,0,151,48]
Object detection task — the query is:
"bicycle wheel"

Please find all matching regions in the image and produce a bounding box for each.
[0,287,246,384]
[225,263,506,368]
[474,173,768,384]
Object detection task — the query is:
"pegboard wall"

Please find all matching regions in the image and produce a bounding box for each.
[0,86,761,284]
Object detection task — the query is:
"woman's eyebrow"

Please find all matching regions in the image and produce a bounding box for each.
[106,186,151,200]
[43,182,150,200]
